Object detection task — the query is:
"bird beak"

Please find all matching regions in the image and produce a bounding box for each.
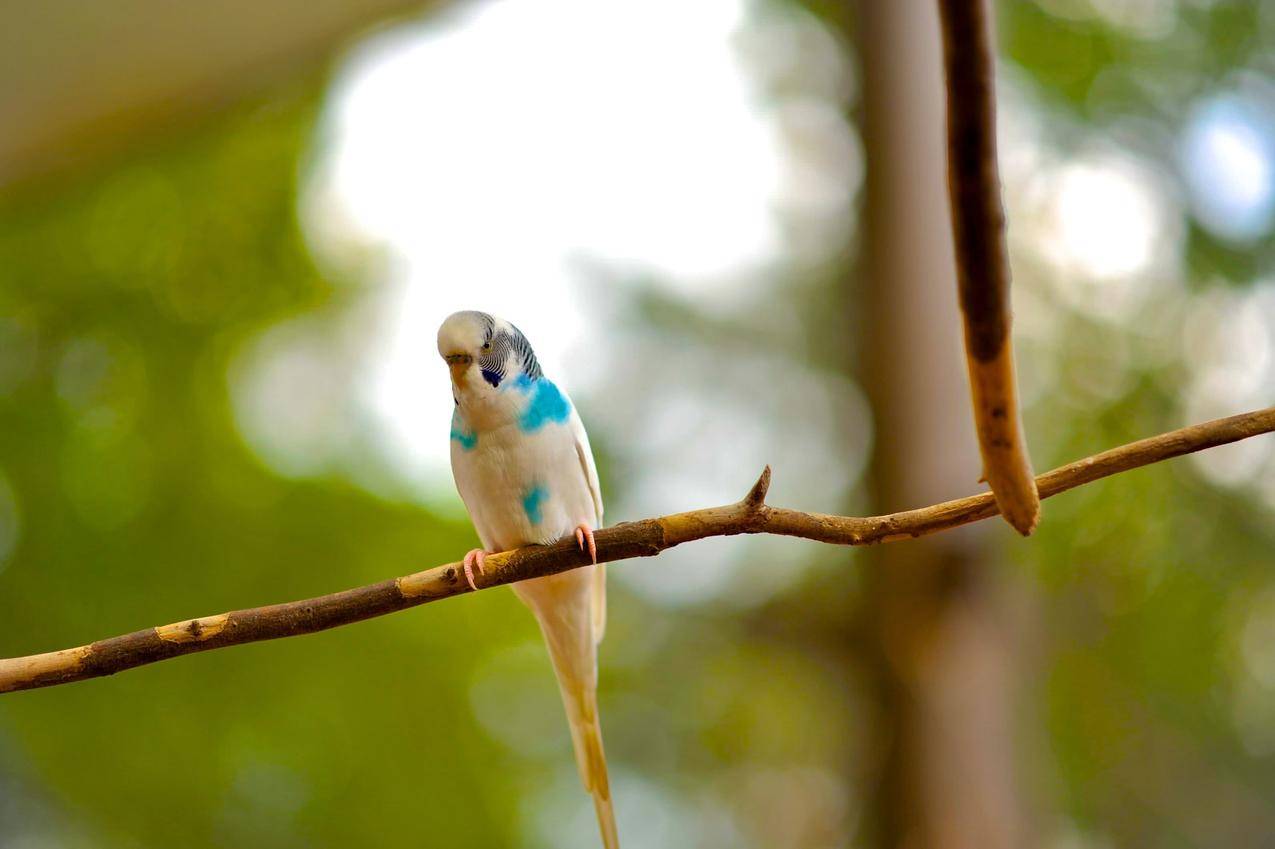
[445,353,472,380]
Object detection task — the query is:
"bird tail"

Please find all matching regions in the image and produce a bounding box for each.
[514,566,618,849]
[564,683,618,849]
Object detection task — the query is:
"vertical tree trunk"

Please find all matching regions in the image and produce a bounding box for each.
[857,2,1025,847]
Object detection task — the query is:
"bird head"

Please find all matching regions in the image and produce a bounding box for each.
[437,310,544,402]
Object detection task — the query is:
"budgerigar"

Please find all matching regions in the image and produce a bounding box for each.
[438,311,617,849]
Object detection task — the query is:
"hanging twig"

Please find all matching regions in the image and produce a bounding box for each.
[1,407,1271,695]
[937,0,1041,535]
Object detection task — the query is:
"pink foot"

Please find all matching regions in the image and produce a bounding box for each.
[573,525,597,564]
[462,548,490,591]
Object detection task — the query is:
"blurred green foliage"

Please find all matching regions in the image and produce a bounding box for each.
[2,2,1275,848]
[1000,0,1275,284]
[0,88,534,847]
[996,5,1275,844]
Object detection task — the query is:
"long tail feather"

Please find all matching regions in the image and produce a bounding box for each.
[593,787,619,849]
[565,688,617,849]
[514,567,618,849]
[592,565,607,644]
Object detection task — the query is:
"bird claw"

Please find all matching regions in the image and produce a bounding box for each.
[574,525,597,565]
[462,548,489,591]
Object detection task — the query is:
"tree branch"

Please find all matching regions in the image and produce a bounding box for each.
[2,407,1272,695]
[937,0,1041,535]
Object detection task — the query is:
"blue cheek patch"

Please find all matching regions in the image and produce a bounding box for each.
[481,368,503,388]
[522,485,547,525]
[519,378,571,432]
[450,412,478,451]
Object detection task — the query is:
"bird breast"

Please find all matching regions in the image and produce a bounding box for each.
[451,416,594,552]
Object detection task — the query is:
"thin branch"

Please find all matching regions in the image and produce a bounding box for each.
[937,0,1041,535]
[2,408,1273,695]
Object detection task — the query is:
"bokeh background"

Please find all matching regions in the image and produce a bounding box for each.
[2,0,1275,846]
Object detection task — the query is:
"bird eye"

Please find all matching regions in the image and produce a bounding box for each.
[481,341,491,351]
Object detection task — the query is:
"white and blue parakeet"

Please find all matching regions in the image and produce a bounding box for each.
[438,311,617,849]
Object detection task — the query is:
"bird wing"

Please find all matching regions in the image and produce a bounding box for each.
[571,411,607,645]
[571,411,604,526]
